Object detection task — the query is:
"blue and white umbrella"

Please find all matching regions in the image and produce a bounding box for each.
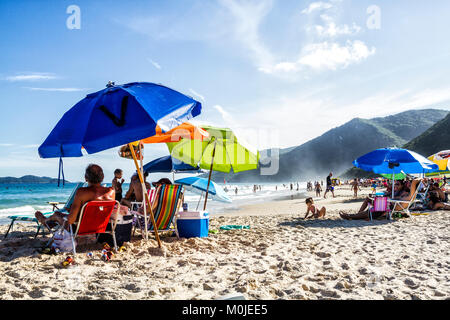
[175,177,232,209]
[353,148,439,198]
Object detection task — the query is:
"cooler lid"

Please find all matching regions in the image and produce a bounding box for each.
[177,211,209,219]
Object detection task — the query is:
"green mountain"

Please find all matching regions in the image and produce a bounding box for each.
[216,109,449,182]
[403,112,450,156]
[341,111,450,179]
[0,175,70,184]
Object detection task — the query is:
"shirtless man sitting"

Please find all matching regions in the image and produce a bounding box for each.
[120,172,151,209]
[340,179,422,220]
[35,164,115,228]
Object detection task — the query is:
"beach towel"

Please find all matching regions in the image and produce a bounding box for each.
[219,225,250,231]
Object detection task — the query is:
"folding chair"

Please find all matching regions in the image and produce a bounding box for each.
[60,200,119,255]
[4,182,85,239]
[414,182,430,209]
[388,182,422,219]
[133,184,183,238]
[130,188,156,211]
[367,196,390,221]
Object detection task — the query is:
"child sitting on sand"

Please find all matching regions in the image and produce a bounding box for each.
[304,197,326,219]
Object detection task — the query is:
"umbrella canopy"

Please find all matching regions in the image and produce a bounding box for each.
[143,155,200,174]
[175,177,232,203]
[426,150,450,177]
[141,122,209,144]
[380,173,407,181]
[168,125,259,210]
[353,148,439,199]
[38,82,202,158]
[167,125,260,173]
[428,150,450,170]
[353,148,439,175]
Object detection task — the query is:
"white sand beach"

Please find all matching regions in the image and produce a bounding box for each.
[0,186,448,300]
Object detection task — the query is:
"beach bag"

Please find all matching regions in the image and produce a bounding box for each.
[52,229,75,252]
[97,206,133,247]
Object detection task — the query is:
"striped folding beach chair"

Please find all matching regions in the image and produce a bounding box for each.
[368,196,389,221]
[133,184,183,238]
[3,182,85,239]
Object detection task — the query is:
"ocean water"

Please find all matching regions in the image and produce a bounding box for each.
[0,182,308,225]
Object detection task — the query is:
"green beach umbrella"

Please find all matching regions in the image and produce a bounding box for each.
[380,173,407,180]
[167,125,260,209]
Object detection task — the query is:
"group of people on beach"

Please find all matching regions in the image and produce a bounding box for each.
[303,173,449,221]
[35,164,171,230]
[340,177,449,220]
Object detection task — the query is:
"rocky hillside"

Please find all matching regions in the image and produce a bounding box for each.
[216,109,449,182]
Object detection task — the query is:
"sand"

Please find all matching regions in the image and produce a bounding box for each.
[0,186,448,300]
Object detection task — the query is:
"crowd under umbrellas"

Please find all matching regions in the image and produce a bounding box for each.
[38,81,261,249]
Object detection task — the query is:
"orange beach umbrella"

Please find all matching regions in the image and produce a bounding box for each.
[141,122,209,144]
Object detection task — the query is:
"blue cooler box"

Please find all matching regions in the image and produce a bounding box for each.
[177,211,209,238]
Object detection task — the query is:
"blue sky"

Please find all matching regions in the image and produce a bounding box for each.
[1,0,450,181]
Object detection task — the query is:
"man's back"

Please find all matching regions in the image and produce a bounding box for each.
[68,185,115,224]
[77,185,114,203]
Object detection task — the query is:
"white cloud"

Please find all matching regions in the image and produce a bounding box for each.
[0,143,13,147]
[189,89,206,103]
[148,58,162,70]
[299,40,375,70]
[213,105,235,125]
[260,40,375,74]
[301,2,333,14]
[314,15,361,37]
[5,73,58,81]
[24,87,88,92]
[219,0,275,70]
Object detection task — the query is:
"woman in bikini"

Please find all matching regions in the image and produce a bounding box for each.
[304,197,326,219]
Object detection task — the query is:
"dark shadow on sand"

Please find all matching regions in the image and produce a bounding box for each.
[278,217,393,229]
[0,228,176,262]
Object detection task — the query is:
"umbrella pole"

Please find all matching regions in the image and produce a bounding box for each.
[138,142,148,238]
[392,168,395,199]
[196,192,203,211]
[129,143,162,248]
[204,141,217,211]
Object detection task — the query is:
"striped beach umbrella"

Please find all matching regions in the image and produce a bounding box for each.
[426,150,450,177]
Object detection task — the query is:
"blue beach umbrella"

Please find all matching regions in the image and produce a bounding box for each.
[37,81,202,247]
[353,148,439,198]
[38,82,202,159]
[175,176,232,209]
[143,155,200,174]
